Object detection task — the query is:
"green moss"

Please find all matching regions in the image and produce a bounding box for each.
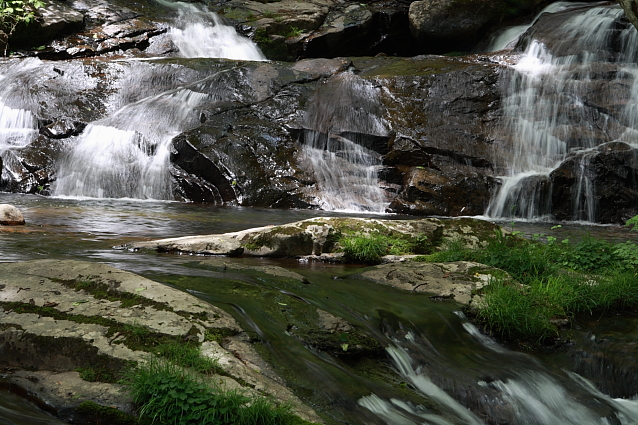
[1,301,187,352]
[53,276,172,311]
[76,366,117,383]
[76,401,149,425]
[204,327,238,344]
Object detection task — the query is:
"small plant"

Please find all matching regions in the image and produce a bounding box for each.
[124,357,308,425]
[284,25,303,38]
[155,341,224,375]
[626,215,638,231]
[339,234,388,264]
[613,241,638,270]
[0,0,44,55]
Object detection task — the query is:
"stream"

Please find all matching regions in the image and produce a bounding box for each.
[1,193,638,425]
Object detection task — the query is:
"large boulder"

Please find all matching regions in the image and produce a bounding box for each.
[408,0,541,53]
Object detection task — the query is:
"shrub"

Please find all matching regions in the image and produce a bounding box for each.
[0,0,44,53]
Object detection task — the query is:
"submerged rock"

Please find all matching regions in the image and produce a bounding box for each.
[0,204,25,225]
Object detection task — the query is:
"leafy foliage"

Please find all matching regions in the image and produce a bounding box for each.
[0,0,43,54]
[124,346,312,425]
[626,215,638,231]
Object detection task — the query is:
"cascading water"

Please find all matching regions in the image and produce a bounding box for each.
[167,1,266,60]
[51,2,264,200]
[0,59,42,184]
[487,3,638,221]
[483,2,580,52]
[358,312,638,425]
[299,71,390,213]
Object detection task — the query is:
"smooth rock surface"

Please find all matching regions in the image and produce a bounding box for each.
[356,260,497,306]
[0,259,320,423]
[0,204,25,225]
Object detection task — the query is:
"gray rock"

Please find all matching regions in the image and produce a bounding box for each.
[356,260,498,306]
[0,260,320,423]
[127,216,502,258]
[0,204,25,225]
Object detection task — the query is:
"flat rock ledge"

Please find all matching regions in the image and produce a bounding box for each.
[354,261,500,308]
[125,216,502,258]
[0,259,321,424]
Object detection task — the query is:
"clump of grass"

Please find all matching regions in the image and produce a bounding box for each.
[626,214,638,231]
[124,356,310,425]
[339,233,430,264]
[339,234,389,264]
[154,341,224,375]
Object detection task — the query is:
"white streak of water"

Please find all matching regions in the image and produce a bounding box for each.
[300,72,390,213]
[52,0,268,201]
[485,1,581,52]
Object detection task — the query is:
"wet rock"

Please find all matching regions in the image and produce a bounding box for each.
[0,260,320,424]
[619,0,638,32]
[220,0,417,60]
[0,204,25,225]
[550,142,638,223]
[408,0,541,53]
[356,261,498,306]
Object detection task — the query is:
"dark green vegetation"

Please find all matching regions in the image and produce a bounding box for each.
[418,218,638,341]
[339,233,429,264]
[124,345,314,425]
[0,0,43,53]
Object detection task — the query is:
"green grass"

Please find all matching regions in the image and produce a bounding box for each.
[417,223,638,341]
[123,343,313,425]
[339,233,430,264]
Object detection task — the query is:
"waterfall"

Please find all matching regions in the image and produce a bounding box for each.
[299,72,390,213]
[487,4,638,221]
[52,4,264,200]
[167,2,266,61]
[0,58,43,185]
[53,85,209,199]
[484,2,580,52]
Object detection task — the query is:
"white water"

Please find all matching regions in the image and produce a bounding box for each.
[52,3,264,200]
[485,2,582,52]
[487,4,638,221]
[168,2,266,61]
[300,72,390,213]
[0,59,43,185]
[360,314,638,425]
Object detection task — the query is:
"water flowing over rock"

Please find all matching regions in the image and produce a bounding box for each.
[486,3,638,223]
[0,0,637,222]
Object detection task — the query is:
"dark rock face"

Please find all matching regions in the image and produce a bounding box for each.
[408,0,541,53]
[551,142,638,223]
